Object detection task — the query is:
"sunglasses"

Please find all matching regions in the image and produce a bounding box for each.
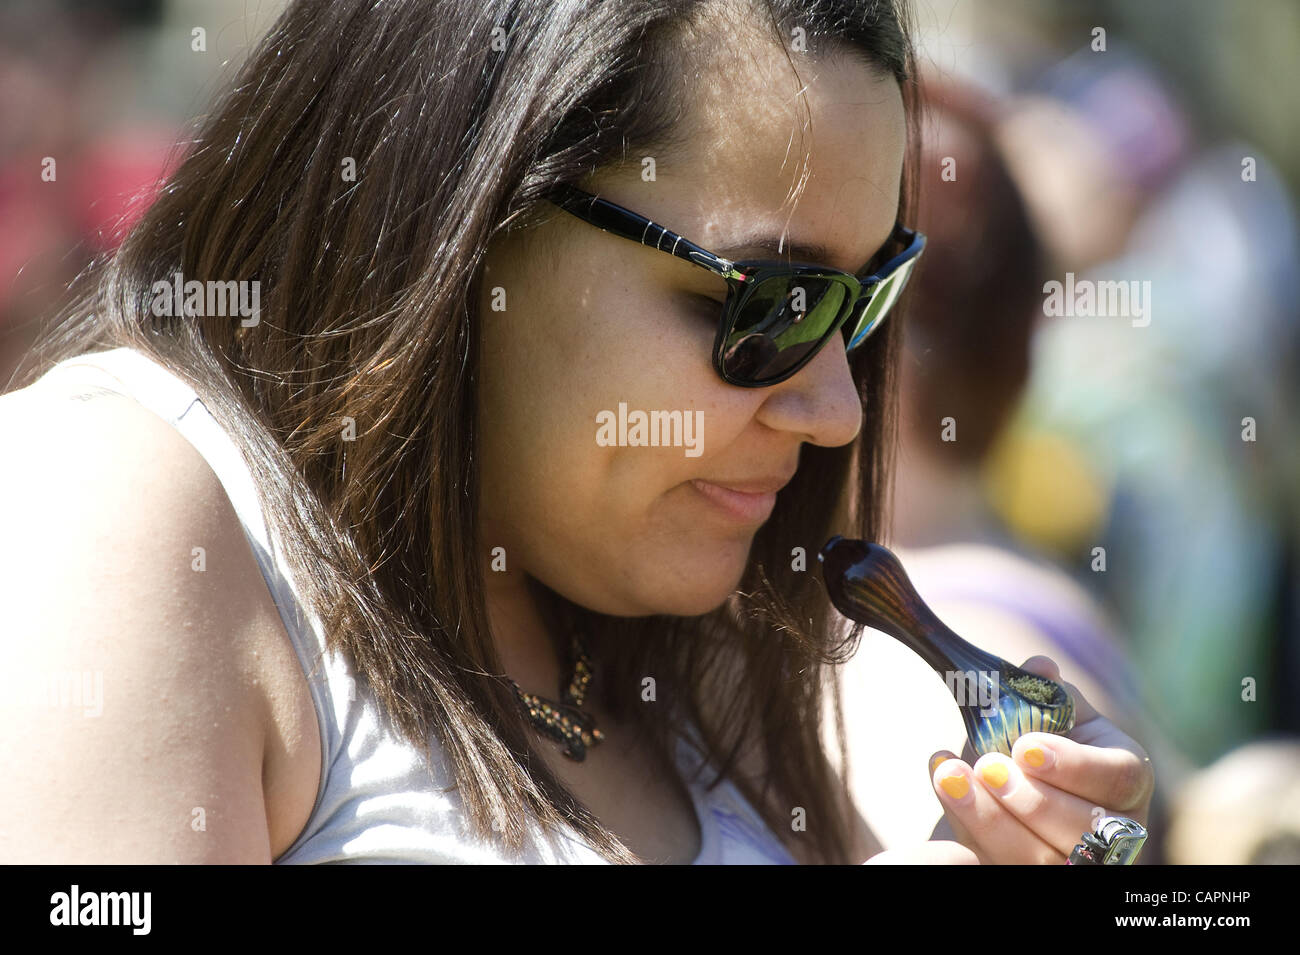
[547,183,925,387]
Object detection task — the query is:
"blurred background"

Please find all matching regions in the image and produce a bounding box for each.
[2,0,1297,864]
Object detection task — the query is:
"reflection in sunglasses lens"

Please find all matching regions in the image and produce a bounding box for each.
[722,275,850,382]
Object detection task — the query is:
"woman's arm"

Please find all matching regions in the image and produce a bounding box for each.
[0,385,279,863]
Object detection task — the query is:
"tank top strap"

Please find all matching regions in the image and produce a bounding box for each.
[38,348,275,555]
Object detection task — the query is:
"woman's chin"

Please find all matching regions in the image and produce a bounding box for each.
[641,564,748,617]
[658,589,735,618]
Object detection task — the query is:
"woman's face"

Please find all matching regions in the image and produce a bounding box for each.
[477,39,905,618]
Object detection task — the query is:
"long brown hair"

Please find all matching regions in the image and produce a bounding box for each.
[16,0,920,864]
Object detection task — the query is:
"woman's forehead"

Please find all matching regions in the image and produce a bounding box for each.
[662,45,906,270]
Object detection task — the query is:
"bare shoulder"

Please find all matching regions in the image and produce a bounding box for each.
[0,375,320,862]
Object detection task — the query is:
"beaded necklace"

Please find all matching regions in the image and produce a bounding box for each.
[508,633,604,761]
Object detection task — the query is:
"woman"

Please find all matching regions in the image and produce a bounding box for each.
[0,0,1152,864]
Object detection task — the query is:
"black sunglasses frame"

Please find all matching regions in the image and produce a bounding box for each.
[546,182,926,387]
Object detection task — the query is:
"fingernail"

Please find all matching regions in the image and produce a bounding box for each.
[939,773,970,800]
[979,760,1010,790]
[929,753,949,776]
[1021,745,1055,769]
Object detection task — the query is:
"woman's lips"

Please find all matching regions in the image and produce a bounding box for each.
[689,478,778,523]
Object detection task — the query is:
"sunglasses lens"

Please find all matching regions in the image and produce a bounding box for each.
[844,254,918,350]
[720,274,851,383]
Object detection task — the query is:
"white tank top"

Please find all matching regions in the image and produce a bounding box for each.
[34,347,798,865]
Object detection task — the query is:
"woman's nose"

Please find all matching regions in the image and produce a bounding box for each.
[753,337,863,448]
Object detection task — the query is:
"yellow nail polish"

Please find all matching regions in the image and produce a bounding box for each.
[1024,747,1046,767]
[929,754,948,775]
[939,774,970,799]
[980,761,1010,788]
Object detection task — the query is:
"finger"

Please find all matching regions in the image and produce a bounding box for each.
[930,755,1062,864]
[1011,732,1155,819]
[970,751,1101,857]
[1017,655,1154,817]
[932,745,1027,860]
[928,755,983,860]
[928,752,984,855]
[928,750,959,777]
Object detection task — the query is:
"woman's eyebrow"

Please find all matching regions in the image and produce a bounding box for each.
[716,235,834,264]
[715,233,885,274]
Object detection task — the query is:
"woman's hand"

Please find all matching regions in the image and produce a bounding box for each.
[924,655,1154,865]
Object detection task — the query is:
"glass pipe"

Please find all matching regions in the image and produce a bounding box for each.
[818,535,1075,757]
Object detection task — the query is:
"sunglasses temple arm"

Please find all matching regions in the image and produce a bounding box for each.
[550,187,746,282]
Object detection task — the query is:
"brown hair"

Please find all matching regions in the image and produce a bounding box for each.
[17,0,919,864]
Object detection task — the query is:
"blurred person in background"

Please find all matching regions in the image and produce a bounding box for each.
[1166,738,1300,865]
[1,0,288,388]
[831,75,1183,861]
[0,0,173,385]
[907,1,1300,861]
[998,41,1300,776]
